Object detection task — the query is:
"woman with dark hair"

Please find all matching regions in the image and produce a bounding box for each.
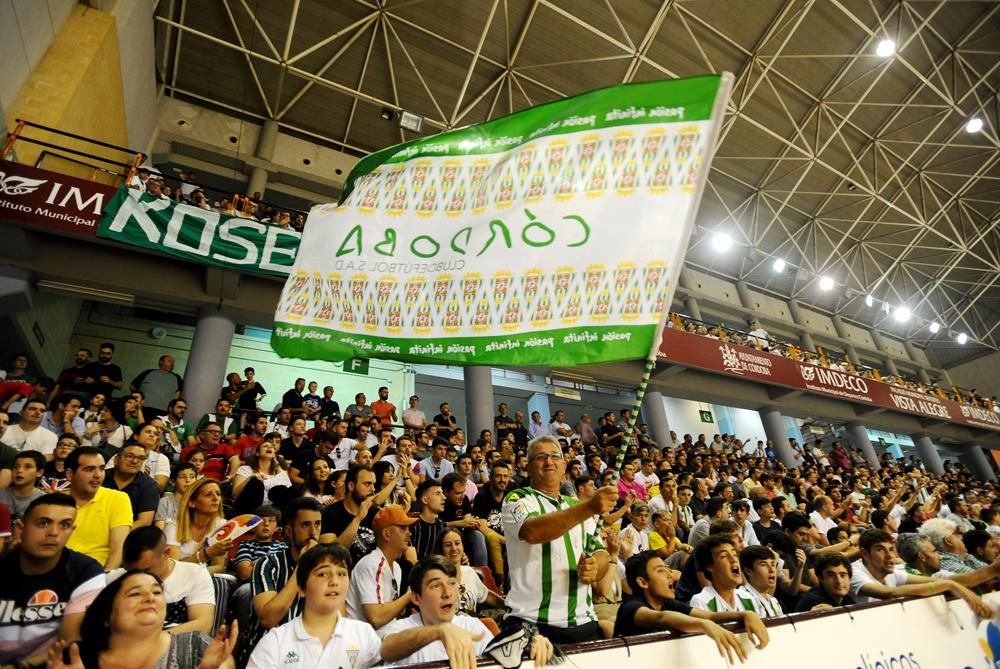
[109,422,170,491]
[435,528,505,616]
[231,440,291,514]
[85,400,132,455]
[46,570,236,669]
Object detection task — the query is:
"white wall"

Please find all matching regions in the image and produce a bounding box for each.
[662,396,717,438]
[0,0,75,114]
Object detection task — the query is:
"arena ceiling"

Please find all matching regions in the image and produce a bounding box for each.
[153,0,1000,365]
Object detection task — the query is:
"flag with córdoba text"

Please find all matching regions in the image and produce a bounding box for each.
[271,74,733,365]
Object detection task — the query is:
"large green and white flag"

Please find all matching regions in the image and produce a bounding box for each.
[272,74,732,366]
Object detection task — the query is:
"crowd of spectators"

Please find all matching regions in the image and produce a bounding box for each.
[126,167,308,232]
[0,344,997,668]
[670,313,996,408]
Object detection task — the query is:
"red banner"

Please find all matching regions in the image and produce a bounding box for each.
[658,326,1000,432]
[0,159,116,237]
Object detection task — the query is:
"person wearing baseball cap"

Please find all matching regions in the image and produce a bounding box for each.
[346,504,416,629]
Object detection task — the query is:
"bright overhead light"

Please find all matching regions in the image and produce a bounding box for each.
[956,332,968,345]
[893,306,911,322]
[712,232,733,253]
[965,117,984,134]
[883,302,891,314]
[929,321,940,334]
[876,39,895,57]
[772,258,786,273]
[865,294,874,307]
[819,276,834,291]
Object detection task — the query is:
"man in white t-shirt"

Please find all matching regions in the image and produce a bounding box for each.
[809,495,839,544]
[117,526,215,634]
[849,529,992,617]
[379,554,553,669]
[633,457,660,492]
[1,398,57,458]
[346,505,415,629]
[402,395,428,435]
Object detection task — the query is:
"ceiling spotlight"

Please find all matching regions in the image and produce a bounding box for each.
[712,232,733,253]
[956,332,968,345]
[399,110,424,133]
[966,117,984,134]
[883,302,891,314]
[893,306,911,322]
[865,294,874,307]
[380,107,396,122]
[876,39,896,57]
[772,258,786,273]
[929,321,940,334]
[819,276,834,291]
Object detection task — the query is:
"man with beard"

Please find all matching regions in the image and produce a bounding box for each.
[82,343,122,401]
[160,398,195,452]
[473,461,512,542]
[53,348,91,397]
[319,464,378,563]
[235,496,324,666]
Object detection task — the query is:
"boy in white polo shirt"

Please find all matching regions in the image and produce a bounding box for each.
[248,543,382,669]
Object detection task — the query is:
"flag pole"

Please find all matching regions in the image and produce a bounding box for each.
[586,320,665,552]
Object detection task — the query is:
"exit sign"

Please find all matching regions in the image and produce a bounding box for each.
[699,410,714,423]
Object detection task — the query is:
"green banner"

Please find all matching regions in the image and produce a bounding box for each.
[273,74,732,366]
[96,188,301,276]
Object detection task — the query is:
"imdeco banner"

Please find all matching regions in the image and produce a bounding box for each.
[272,75,732,365]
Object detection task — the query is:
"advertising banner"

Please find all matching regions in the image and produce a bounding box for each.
[658,326,1000,432]
[270,75,732,365]
[511,595,1000,669]
[97,188,301,276]
[0,159,113,237]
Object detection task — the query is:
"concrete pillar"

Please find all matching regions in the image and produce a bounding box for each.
[684,296,702,321]
[845,344,862,366]
[800,331,816,352]
[641,391,672,449]
[831,314,848,340]
[759,407,796,468]
[183,305,236,419]
[736,280,753,309]
[787,299,804,325]
[912,434,944,475]
[917,368,933,386]
[870,329,888,352]
[885,358,900,377]
[960,444,997,482]
[903,340,921,363]
[247,119,280,197]
[463,366,495,445]
[845,421,880,469]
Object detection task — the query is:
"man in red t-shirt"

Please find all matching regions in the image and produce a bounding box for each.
[235,413,269,462]
[370,386,397,428]
[180,421,240,481]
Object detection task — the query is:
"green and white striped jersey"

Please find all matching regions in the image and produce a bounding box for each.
[501,486,604,628]
[689,584,755,613]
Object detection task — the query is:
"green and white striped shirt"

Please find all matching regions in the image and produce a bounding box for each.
[502,486,604,628]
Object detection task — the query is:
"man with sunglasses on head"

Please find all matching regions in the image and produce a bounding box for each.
[501,435,618,644]
[102,440,159,528]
